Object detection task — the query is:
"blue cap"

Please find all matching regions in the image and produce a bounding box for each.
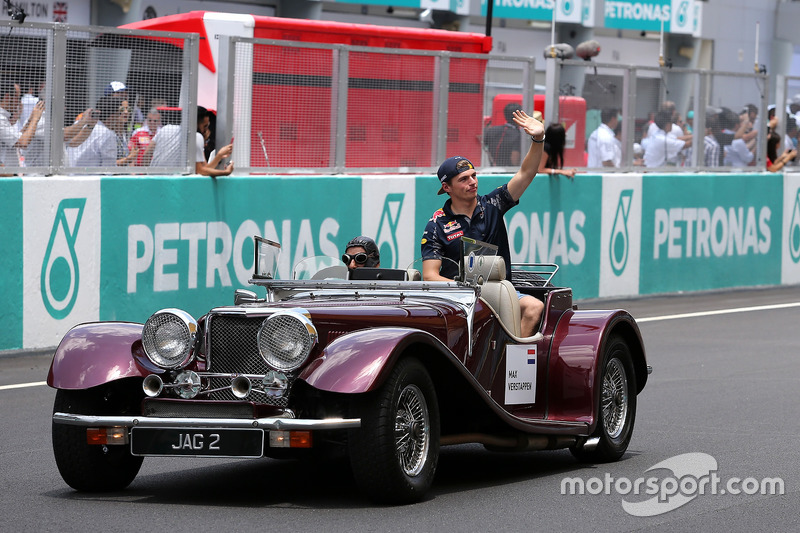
[436,156,474,195]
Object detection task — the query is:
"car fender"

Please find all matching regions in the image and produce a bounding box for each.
[47,322,159,390]
[547,309,647,428]
[298,327,449,394]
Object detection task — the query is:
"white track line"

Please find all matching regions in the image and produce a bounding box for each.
[0,380,47,391]
[636,301,800,323]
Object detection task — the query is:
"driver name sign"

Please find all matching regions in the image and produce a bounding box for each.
[505,345,537,405]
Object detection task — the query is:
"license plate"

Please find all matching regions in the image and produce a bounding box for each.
[131,428,264,457]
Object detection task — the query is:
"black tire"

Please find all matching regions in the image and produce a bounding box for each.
[571,335,637,463]
[52,386,144,491]
[348,357,440,504]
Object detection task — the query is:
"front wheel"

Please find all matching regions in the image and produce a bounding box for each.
[348,357,440,504]
[52,387,144,491]
[571,335,637,463]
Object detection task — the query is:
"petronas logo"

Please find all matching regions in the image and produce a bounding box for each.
[41,198,86,319]
[610,190,633,276]
[790,188,800,264]
[376,193,404,268]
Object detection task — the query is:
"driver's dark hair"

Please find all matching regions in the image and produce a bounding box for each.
[345,236,380,267]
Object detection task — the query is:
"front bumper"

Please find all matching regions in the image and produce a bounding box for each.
[52,412,361,430]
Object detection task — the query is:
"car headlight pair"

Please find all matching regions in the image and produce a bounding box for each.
[142,308,317,372]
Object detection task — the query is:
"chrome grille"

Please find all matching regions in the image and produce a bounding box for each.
[207,314,295,405]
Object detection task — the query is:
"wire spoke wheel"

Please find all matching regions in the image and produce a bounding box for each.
[570,335,637,463]
[348,357,439,503]
[394,384,430,477]
[601,358,628,439]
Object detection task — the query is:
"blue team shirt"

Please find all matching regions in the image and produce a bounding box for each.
[421,184,519,280]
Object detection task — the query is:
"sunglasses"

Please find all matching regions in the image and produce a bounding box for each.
[342,252,369,266]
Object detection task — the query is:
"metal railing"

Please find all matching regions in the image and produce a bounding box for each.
[217,36,533,174]
[550,59,769,171]
[0,20,198,175]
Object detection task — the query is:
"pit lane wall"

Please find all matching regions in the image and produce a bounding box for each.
[3,171,799,351]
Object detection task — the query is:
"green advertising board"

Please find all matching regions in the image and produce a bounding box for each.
[2,171,791,352]
[640,174,782,294]
[0,179,22,351]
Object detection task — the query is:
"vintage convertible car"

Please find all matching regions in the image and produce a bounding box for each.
[49,237,650,503]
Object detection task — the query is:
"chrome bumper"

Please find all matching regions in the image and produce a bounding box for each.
[52,412,361,430]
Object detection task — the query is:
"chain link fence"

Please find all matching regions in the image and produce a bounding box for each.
[1,20,198,175]
[554,59,769,171]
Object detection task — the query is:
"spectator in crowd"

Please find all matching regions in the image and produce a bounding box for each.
[0,76,45,170]
[766,131,796,172]
[484,103,523,166]
[72,95,137,167]
[145,106,233,176]
[645,101,688,165]
[342,236,381,270]
[15,76,47,168]
[643,110,691,168]
[703,111,721,167]
[128,108,161,166]
[684,110,694,134]
[740,103,759,142]
[537,123,577,178]
[587,107,620,167]
[721,109,755,167]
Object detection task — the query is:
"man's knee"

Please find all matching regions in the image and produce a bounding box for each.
[520,295,543,319]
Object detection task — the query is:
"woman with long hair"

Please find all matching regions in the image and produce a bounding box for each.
[537,123,577,178]
[767,130,796,172]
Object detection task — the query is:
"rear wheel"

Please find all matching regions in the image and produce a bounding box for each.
[52,386,144,491]
[571,336,637,463]
[348,357,440,504]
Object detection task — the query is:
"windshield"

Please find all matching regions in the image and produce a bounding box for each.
[292,256,346,280]
[254,236,281,279]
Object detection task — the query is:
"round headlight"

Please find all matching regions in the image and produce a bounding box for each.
[257,310,317,371]
[142,309,197,369]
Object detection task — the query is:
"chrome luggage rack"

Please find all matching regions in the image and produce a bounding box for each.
[510,263,559,287]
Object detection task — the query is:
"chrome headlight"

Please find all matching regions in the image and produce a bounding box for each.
[142,309,197,369]
[257,310,317,371]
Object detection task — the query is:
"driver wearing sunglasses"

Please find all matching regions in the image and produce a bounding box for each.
[342,236,380,269]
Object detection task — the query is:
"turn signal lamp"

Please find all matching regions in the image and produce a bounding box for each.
[87,427,128,445]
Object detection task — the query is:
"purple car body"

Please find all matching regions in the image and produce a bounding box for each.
[48,245,649,504]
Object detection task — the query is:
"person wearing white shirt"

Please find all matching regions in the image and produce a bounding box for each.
[587,108,620,167]
[72,96,135,168]
[144,106,233,176]
[0,77,44,169]
[643,110,692,168]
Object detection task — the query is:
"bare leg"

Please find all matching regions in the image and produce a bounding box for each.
[520,295,544,337]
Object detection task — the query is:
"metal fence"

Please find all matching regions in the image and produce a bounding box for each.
[551,59,769,171]
[774,74,800,169]
[0,20,198,175]
[216,36,535,174]
[1,20,780,176]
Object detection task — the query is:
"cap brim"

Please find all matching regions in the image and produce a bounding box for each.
[437,185,446,195]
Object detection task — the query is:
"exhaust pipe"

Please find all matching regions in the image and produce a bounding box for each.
[231,375,252,399]
[142,374,164,398]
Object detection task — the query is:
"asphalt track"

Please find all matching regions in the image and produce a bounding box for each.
[2,286,798,531]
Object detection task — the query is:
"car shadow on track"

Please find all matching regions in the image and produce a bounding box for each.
[44,446,641,508]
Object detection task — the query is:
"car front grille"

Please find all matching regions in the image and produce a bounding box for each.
[207,314,294,406]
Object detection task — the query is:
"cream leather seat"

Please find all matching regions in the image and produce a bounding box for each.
[475,257,521,337]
